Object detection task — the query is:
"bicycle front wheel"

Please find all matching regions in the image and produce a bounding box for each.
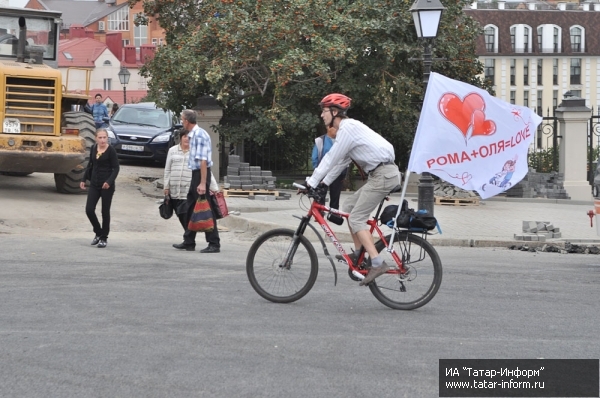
[246,228,319,304]
[370,232,442,310]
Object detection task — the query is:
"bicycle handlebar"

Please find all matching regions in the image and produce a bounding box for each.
[293,182,327,204]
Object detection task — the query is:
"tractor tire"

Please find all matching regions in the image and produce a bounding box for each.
[54,112,96,194]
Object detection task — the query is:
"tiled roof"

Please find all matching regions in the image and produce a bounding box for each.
[77,90,150,105]
[58,37,109,67]
[467,9,600,56]
[34,0,128,28]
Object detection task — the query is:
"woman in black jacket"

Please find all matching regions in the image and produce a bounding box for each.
[80,128,120,248]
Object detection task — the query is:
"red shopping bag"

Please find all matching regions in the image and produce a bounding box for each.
[210,191,229,219]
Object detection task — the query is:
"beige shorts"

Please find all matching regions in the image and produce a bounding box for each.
[341,164,401,233]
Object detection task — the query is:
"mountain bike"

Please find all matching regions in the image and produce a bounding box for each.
[245,183,442,310]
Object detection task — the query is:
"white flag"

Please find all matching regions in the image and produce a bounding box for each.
[408,72,542,200]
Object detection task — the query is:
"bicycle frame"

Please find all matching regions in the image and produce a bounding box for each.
[288,196,408,283]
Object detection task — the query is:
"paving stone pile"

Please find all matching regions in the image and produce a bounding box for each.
[514,220,562,241]
[223,155,277,190]
[506,169,570,199]
[433,180,479,199]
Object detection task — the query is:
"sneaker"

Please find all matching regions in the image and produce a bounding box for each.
[91,236,100,245]
[359,262,389,286]
[97,240,107,248]
[335,252,370,268]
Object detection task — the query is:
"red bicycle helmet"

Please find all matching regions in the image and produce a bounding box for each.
[319,93,352,111]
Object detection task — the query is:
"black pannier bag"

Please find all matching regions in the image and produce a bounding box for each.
[379,200,438,231]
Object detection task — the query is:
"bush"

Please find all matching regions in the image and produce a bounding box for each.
[528,147,557,173]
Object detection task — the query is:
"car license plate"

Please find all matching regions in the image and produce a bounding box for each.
[122,144,144,152]
[3,118,20,134]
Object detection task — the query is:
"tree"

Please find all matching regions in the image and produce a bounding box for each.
[130,0,491,169]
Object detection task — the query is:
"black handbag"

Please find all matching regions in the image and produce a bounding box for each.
[159,194,174,219]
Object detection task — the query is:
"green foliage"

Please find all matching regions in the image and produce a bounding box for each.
[589,145,600,164]
[528,147,558,173]
[130,0,491,169]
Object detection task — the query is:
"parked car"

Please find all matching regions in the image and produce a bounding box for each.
[104,102,181,164]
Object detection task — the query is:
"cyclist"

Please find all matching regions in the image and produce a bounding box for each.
[306,93,401,286]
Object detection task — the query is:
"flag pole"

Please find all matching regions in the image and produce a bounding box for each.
[387,168,411,252]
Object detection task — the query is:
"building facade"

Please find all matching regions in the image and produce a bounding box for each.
[466,2,600,119]
[25,0,165,49]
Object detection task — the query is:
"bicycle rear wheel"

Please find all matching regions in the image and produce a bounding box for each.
[369,232,442,310]
[246,228,319,304]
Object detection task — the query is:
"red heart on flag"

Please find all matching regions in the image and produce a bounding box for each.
[471,109,496,137]
[438,93,493,140]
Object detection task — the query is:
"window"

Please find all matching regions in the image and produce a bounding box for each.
[108,7,129,31]
[510,59,516,86]
[536,90,543,115]
[122,39,130,47]
[63,52,72,60]
[538,24,561,53]
[510,91,516,105]
[523,27,530,53]
[138,78,148,90]
[553,90,558,109]
[553,59,558,85]
[523,90,529,107]
[103,78,111,91]
[510,24,532,53]
[484,59,495,85]
[537,59,543,85]
[570,58,581,84]
[152,38,158,45]
[570,26,582,52]
[103,60,112,66]
[523,59,529,86]
[510,26,516,52]
[570,90,581,97]
[484,26,496,52]
[134,13,147,48]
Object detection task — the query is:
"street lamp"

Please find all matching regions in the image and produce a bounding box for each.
[410,0,445,216]
[118,66,131,104]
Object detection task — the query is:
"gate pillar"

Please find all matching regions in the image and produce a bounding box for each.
[555,95,592,201]
[193,96,223,182]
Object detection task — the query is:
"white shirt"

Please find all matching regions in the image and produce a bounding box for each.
[307,118,395,187]
[164,144,218,199]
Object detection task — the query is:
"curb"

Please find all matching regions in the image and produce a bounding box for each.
[221,215,527,248]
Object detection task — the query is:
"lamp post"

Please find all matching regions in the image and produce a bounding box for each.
[118,66,131,104]
[410,0,445,217]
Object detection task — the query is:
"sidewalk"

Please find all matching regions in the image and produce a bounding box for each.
[217,190,600,247]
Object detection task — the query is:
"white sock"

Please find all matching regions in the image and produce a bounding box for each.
[371,256,383,267]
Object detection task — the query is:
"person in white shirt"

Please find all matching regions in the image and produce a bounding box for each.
[306,93,401,286]
[165,129,218,243]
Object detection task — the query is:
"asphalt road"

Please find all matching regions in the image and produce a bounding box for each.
[1,167,599,397]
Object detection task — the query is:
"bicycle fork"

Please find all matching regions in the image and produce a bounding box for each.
[286,215,339,285]
[280,215,312,269]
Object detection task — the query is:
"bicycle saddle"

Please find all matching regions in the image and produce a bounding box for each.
[388,184,402,195]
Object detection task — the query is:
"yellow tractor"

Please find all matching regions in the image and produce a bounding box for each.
[0,6,95,193]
